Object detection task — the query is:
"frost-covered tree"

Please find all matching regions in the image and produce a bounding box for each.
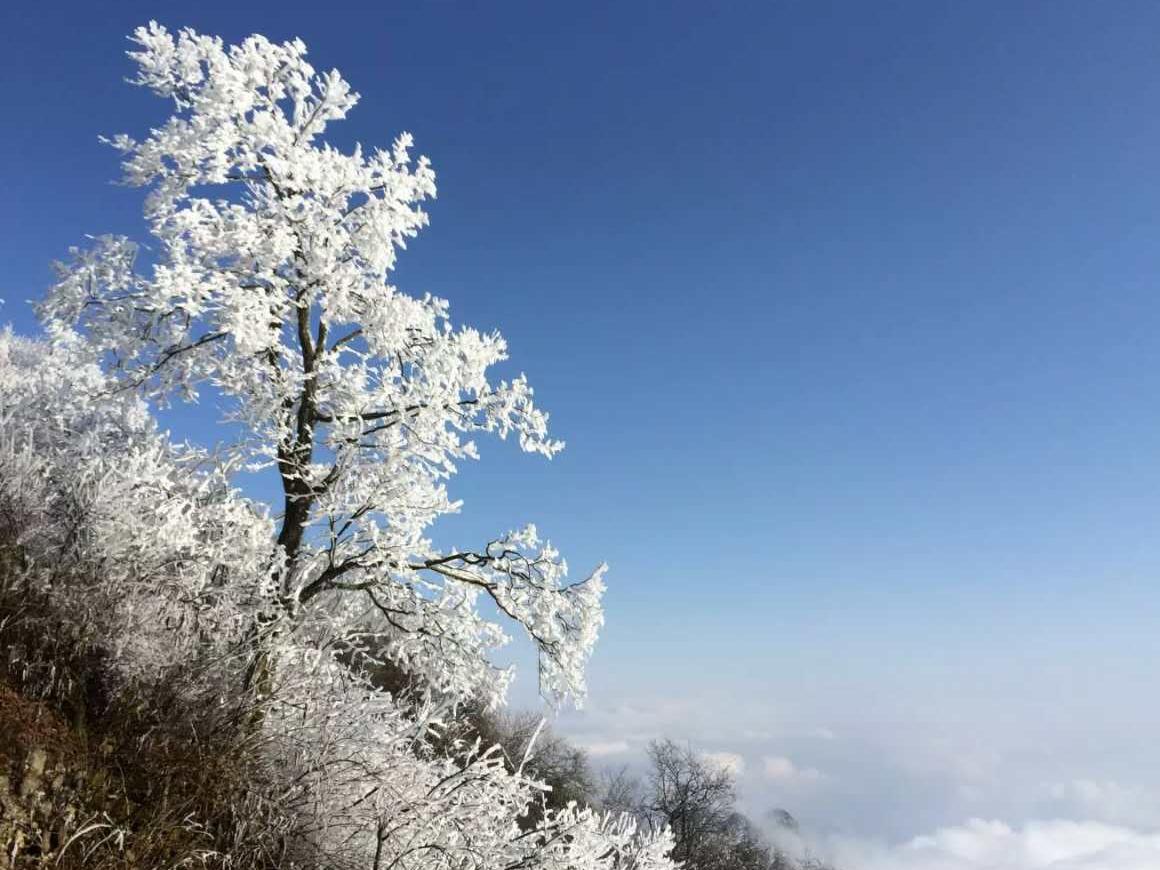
[41,22,603,708]
[0,328,673,870]
[8,22,677,870]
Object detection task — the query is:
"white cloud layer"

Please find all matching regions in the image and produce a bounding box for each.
[763,755,823,784]
[794,819,1160,870]
[1043,780,1160,830]
[578,739,631,757]
[703,751,745,775]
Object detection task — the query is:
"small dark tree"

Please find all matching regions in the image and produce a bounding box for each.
[643,739,737,866]
[606,740,840,870]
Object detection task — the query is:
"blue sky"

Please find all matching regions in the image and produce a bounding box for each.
[6,1,1160,857]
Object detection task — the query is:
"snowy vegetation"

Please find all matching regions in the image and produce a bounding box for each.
[0,23,665,870]
[0,23,835,870]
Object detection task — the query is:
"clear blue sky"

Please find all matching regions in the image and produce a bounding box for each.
[5,0,1160,850]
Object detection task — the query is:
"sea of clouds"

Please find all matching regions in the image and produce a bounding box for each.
[772,818,1160,870]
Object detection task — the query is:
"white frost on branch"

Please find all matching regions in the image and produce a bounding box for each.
[40,21,602,709]
[0,329,670,870]
[0,327,273,686]
[2,22,673,870]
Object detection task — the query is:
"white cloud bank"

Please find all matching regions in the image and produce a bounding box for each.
[806,819,1160,870]
[577,739,631,757]
[703,751,746,775]
[1044,780,1160,830]
[763,755,824,784]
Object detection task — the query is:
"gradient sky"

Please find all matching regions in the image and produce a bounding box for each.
[5,2,1160,860]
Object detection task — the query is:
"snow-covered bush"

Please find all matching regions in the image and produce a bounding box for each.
[0,22,677,870]
[41,21,604,710]
[0,326,271,693]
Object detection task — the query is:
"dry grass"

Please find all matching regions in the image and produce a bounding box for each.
[0,585,285,870]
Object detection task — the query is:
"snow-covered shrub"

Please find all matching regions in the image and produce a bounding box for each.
[0,326,271,697]
[0,22,678,870]
[0,326,675,869]
[257,640,674,870]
